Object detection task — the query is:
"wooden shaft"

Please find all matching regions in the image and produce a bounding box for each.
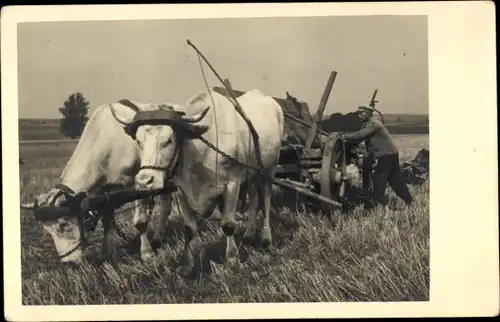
[272,177,343,209]
[283,112,329,137]
[305,71,337,149]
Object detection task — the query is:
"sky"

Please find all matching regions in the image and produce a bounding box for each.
[17,15,428,119]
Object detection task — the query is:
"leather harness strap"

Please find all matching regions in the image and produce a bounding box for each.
[46,183,89,259]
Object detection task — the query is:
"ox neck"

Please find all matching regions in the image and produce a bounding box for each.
[170,124,222,215]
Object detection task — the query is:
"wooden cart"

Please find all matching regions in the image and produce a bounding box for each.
[213,72,379,213]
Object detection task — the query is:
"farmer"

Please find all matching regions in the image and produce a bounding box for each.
[342,105,413,210]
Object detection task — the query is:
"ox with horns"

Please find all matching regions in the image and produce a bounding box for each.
[109,88,284,275]
[20,100,176,263]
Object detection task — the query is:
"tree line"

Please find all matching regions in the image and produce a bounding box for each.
[320,112,364,133]
[56,92,366,139]
[57,92,427,140]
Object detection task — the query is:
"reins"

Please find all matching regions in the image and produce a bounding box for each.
[47,183,90,260]
[195,50,221,204]
[187,39,267,213]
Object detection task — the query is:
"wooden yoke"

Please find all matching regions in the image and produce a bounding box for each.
[305,71,338,150]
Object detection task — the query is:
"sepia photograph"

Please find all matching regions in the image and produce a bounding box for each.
[2,2,498,320]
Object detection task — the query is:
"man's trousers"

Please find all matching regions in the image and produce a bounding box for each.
[364,153,414,209]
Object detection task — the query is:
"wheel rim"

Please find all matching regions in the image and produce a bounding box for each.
[320,133,347,213]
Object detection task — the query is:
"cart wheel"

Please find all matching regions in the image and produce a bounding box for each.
[320,133,348,214]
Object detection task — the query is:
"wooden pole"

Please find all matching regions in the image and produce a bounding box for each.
[272,177,343,209]
[305,71,337,149]
[283,112,329,138]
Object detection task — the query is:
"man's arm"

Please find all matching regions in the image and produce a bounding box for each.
[343,121,379,141]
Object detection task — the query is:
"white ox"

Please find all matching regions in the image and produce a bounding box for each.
[110,89,285,274]
[20,101,175,263]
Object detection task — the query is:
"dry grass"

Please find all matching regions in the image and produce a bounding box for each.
[19,135,429,304]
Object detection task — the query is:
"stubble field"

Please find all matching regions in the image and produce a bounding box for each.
[19,134,429,304]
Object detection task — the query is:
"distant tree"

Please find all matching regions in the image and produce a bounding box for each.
[58,92,90,139]
[321,112,343,132]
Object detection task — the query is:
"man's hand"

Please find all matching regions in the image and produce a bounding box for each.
[343,121,379,141]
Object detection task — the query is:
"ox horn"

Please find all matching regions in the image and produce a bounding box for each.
[180,105,210,124]
[109,103,135,125]
[20,199,38,210]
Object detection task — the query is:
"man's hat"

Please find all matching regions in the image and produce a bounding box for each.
[356,105,375,113]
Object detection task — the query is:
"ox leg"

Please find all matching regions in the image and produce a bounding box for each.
[101,211,115,260]
[237,180,249,215]
[151,193,173,247]
[242,179,259,246]
[178,193,202,277]
[260,175,274,248]
[133,200,155,261]
[220,181,241,267]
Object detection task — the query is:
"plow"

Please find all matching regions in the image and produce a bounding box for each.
[26,40,388,240]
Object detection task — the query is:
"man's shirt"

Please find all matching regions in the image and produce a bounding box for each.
[343,119,398,158]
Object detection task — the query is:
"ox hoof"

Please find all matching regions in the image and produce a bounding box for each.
[99,254,111,264]
[261,239,272,250]
[141,250,155,262]
[100,248,116,262]
[242,234,256,247]
[140,246,156,261]
[177,250,197,278]
[225,255,240,269]
[209,261,225,277]
[176,264,193,278]
[260,229,272,249]
[150,238,163,252]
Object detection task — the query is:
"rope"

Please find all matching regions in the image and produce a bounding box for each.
[195,54,257,209]
[187,39,267,212]
[196,52,220,201]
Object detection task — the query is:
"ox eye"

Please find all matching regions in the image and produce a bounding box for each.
[57,219,69,232]
[160,137,173,149]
